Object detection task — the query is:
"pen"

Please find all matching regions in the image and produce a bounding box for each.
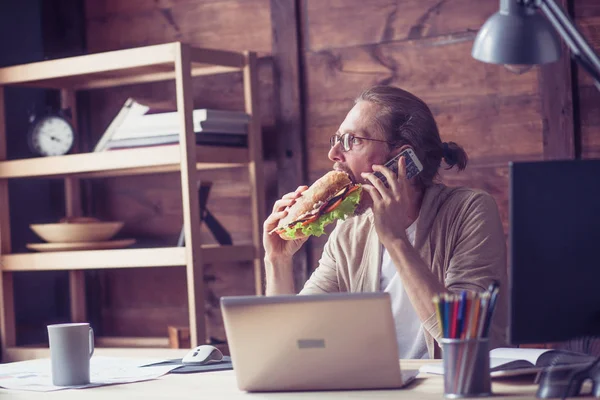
[460,293,472,340]
[483,286,500,337]
[457,291,467,339]
[469,296,481,338]
[444,294,452,338]
[433,295,444,337]
[477,292,490,339]
[451,297,460,338]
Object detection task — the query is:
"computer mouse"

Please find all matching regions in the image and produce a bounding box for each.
[181,345,224,365]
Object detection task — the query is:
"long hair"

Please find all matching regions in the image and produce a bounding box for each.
[356,85,468,188]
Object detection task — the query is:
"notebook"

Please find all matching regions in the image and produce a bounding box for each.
[420,348,596,378]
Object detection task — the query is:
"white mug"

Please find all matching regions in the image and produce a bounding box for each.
[47,323,94,386]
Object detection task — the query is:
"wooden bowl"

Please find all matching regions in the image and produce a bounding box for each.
[30,221,124,243]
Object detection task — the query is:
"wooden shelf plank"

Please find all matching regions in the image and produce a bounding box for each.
[0,43,245,89]
[1,245,256,271]
[0,43,176,87]
[77,65,240,90]
[0,145,249,179]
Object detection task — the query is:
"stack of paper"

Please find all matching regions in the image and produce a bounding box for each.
[0,356,178,392]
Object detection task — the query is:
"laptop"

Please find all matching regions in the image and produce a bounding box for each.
[220,292,419,392]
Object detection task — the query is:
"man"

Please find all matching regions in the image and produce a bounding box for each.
[262,85,508,359]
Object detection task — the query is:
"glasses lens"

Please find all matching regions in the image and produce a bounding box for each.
[342,134,352,151]
[329,135,337,149]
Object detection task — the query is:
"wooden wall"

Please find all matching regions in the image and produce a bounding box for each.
[81,0,600,342]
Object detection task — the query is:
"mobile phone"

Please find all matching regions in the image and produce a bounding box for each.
[373,148,423,187]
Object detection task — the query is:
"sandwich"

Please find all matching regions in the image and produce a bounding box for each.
[272,170,362,240]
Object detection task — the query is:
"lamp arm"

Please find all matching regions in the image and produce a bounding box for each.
[535,0,600,89]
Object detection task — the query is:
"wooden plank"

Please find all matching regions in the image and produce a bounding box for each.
[574,17,600,87]
[85,0,272,55]
[574,0,600,18]
[579,84,600,159]
[1,245,256,271]
[3,248,185,271]
[175,43,206,347]
[539,0,575,160]
[304,37,539,127]
[0,86,16,349]
[63,87,83,217]
[76,163,243,179]
[0,43,177,86]
[65,178,82,216]
[304,0,498,51]
[190,48,245,68]
[0,145,248,179]
[575,14,600,159]
[270,0,309,287]
[61,89,88,323]
[168,326,190,349]
[75,65,240,90]
[69,270,87,323]
[244,51,267,296]
[0,86,9,250]
[0,273,15,349]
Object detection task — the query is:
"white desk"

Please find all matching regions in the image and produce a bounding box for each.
[0,351,593,399]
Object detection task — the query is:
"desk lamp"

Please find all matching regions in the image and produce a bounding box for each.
[472,0,600,91]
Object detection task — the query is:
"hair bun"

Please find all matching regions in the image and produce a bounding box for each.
[442,142,456,166]
[442,141,468,171]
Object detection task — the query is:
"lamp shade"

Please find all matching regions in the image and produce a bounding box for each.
[472,0,562,65]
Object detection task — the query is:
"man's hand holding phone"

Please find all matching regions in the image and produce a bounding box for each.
[360,148,423,245]
[373,147,423,187]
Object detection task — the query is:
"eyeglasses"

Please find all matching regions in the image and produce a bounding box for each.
[329,133,393,152]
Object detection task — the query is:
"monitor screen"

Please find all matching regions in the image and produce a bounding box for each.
[509,159,600,345]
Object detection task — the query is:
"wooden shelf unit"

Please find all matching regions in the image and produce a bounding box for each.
[0,42,266,361]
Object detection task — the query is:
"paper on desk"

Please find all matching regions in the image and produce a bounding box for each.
[0,356,178,392]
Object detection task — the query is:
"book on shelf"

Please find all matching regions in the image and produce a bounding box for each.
[105,132,247,150]
[114,120,247,139]
[93,98,150,152]
[419,347,597,378]
[94,98,250,151]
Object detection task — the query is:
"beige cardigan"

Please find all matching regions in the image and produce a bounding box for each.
[299,183,509,359]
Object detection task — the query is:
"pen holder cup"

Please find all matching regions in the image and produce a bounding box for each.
[441,338,491,398]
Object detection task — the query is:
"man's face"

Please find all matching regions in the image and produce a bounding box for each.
[328,101,390,184]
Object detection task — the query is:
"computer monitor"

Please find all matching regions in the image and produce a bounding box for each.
[509,159,600,345]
